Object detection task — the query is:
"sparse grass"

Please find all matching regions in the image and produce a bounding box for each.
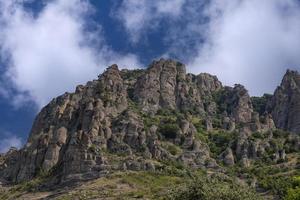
[56,171,184,200]
[161,141,182,156]
[0,177,46,200]
[0,171,185,200]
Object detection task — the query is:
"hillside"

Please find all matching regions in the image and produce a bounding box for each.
[0,59,300,200]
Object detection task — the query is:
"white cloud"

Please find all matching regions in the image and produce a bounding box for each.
[1,0,299,107]
[187,0,300,95]
[114,0,185,43]
[116,0,300,96]
[0,0,140,108]
[0,134,22,153]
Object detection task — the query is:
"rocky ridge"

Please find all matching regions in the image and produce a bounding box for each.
[0,59,300,188]
[268,70,300,133]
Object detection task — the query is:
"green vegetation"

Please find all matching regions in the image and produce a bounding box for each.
[0,174,49,200]
[2,106,299,200]
[159,123,180,139]
[285,188,300,200]
[259,176,294,197]
[191,117,206,133]
[127,99,140,113]
[208,130,237,157]
[167,174,262,200]
[212,89,232,114]
[121,69,145,101]
[273,129,291,138]
[161,142,182,156]
[88,144,101,154]
[258,174,300,199]
[284,176,300,200]
[121,69,144,81]
[250,131,266,140]
[225,152,300,199]
[51,172,184,200]
[142,108,183,140]
[251,94,272,115]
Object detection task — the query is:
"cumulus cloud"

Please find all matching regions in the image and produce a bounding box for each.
[0,0,140,108]
[1,0,299,109]
[114,0,185,43]
[116,0,300,96]
[188,0,300,96]
[0,133,22,153]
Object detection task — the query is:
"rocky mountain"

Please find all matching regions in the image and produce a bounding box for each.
[268,70,300,133]
[0,59,300,200]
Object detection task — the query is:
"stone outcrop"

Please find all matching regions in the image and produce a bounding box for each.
[219,148,235,166]
[134,59,223,115]
[1,59,300,186]
[268,70,300,133]
[133,59,185,113]
[220,84,254,124]
[0,60,218,184]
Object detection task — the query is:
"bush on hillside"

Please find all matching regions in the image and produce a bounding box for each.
[166,174,262,200]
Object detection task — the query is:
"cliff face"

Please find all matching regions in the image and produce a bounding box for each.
[268,70,300,134]
[0,59,300,185]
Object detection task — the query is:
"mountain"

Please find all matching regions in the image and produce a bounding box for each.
[0,59,300,200]
[268,70,300,133]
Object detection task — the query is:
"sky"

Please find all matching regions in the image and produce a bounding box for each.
[0,0,300,153]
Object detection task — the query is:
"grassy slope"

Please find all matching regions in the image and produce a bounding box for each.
[1,153,298,200]
[0,171,184,200]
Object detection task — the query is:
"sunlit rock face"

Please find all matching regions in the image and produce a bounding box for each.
[0,59,299,185]
[268,70,300,134]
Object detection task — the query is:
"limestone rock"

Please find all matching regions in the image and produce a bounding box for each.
[269,70,300,133]
[1,59,299,186]
[133,59,186,113]
[220,148,235,166]
[223,85,254,124]
[195,73,222,96]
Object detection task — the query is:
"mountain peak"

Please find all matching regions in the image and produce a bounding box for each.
[1,60,300,200]
[270,68,300,133]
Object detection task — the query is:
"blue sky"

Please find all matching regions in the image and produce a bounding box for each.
[0,0,300,152]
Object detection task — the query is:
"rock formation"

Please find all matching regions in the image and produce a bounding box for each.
[268,70,300,134]
[1,59,300,186]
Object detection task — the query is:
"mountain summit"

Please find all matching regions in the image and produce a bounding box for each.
[1,59,300,199]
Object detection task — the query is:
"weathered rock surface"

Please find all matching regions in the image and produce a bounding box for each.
[134,59,223,116]
[219,148,235,166]
[268,70,300,133]
[218,84,254,124]
[1,59,300,186]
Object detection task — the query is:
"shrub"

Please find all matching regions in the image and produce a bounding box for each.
[195,132,209,143]
[212,89,232,114]
[121,69,144,81]
[208,130,236,157]
[167,144,181,156]
[143,115,160,130]
[212,117,222,129]
[259,176,293,197]
[292,176,300,187]
[166,174,262,200]
[191,117,206,133]
[285,188,300,200]
[159,123,180,139]
[251,94,272,115]
[284,176,300,200]
[250,131,266,140]
[273,129,290,138]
